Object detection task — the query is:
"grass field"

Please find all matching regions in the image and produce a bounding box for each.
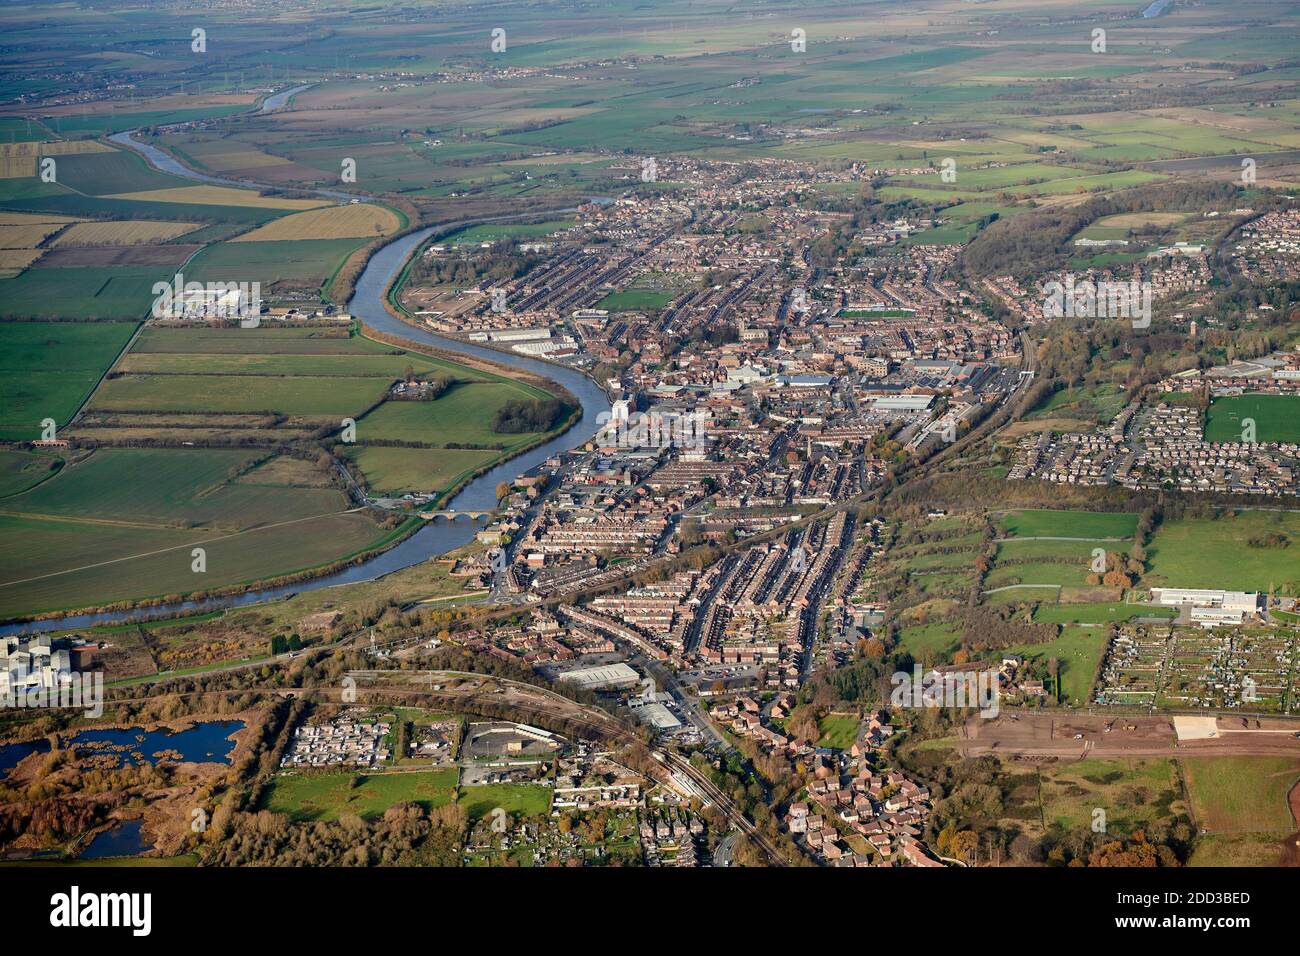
[1033,602,1177,626]
[1189,833,1288,867]
[343,445,498,496]
[0,317,565,614]
[262,768,460,822]
[355,382,544,447]
[0,446,393,618]
[1180,757,1300,833]
[1000,510,1138,539]
[1204,394,1300,444]
[1040,757,1186,837]
[1145,512,1300,592]
[1000,626,1111,705]
[183,237,372,296]
[0,265,167,319]
[816,713,860,750]
[0,448,62,498]
[897,621,962,662]
[52,148,189,195]
[594,289,676,312]
[986,535,1130,594]
[90,372,390,417]
[457,783,552,821]
[0,321,137,440]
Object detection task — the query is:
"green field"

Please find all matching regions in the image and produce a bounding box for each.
[0,267,163,320]
[52,148,190,195]
[1033,602,1177,626]
[442,219,574,246]
[0,319,566,614]
[355,382,545,447]
[1180,757,1300,833]
[184,237,371,296]
[1000,626,1111,705]
[343,445,499,496]
[816,713,860,750]
[1026,383,1129,425]
[262,768,460,822]
[131,326,363,354]
[1040,757,1186,837]
[1189,833,1289,867]
[0,447,394,617]
[1204,394,1300,444]
[594,289,676,312]
[457,783,553,821]
[90,371,389,417]
[0,321,137,440]
[1145,512,1300,592]
[897,621,962,662]
[0,448,63,498]
[1000,510,1138,540]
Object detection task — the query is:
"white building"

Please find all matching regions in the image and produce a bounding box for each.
[1150,589,1260,613]
[1,635,73,700]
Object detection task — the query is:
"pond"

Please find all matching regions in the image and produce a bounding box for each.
[80,819,153,860]
[0,737,51,778]
[63,720,245,768]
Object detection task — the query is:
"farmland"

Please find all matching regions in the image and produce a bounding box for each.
[0,447,61,498]
[0,320,137,440]
[0,445,392,618]
[0,318,570,616]
[52,220,200,246]
[91,324,559,497]
[233,203,404,242]
[182,237,375,299]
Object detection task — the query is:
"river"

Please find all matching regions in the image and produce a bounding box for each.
[3,93,610,636]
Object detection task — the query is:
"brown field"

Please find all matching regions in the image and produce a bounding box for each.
[962,714,1300,760]
[997,418,1095,442]
[24,92,256,117]
[0,142,39,159]
[107,185,327,210]
[233,203,403,242]
[37,140,117,155]
[0,212,79,226]
[67,425,317,444]
[33,243,201,268]
[0,223,64,247]
[0,156,36,178]
[1095,212,1189,229]
[0,248,44,274]
[51,219,201,247]
[179,138,298,172]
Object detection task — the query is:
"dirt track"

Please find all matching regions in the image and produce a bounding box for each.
[960,713,1300,760]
